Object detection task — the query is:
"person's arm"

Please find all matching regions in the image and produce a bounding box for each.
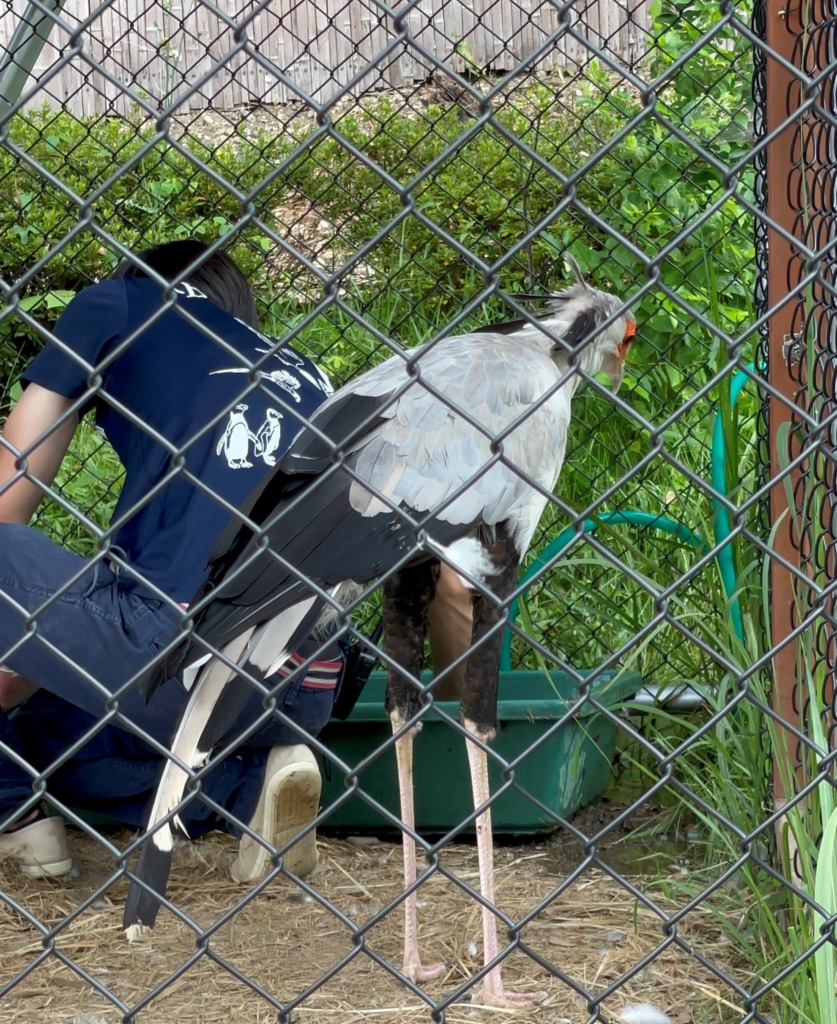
[0,384,78,524]
[0,384,77,709]
[4,278,128,527]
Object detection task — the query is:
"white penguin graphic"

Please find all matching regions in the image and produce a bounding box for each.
[253,408,283,466]
[217,404,255,468]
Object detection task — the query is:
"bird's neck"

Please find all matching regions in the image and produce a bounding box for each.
[516,315,602,385]
[550,349,592,395]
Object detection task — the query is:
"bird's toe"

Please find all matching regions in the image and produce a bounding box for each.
[479,982,549,1009]
[403,960,446,983]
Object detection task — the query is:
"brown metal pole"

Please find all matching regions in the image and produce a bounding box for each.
[765,0,801,805]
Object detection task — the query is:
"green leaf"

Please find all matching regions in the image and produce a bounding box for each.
[538,230,564,255]
[646,311,678,333]
[18,290,76,312]
[815,807,837,1024]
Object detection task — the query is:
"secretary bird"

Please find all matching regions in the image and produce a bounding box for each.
[123,257,635,1006]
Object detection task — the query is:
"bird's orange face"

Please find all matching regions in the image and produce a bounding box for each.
[618,317,636,362]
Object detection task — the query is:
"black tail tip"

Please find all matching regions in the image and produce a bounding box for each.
[122,842,173,936]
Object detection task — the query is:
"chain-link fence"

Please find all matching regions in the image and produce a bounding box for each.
[0,0,834,1021]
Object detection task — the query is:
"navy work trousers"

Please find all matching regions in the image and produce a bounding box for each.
[0,523,338,837]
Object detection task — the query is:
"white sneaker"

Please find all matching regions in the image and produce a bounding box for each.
[230,745,321,883]
[0,816,73,877]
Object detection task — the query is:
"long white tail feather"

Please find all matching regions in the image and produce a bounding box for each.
[182,651,212,691]
[173,601,321,831]
[147,627,256,852]
[258,597,318,675]
[148,598,320,854]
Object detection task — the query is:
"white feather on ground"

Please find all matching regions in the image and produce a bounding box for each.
[618,1004,675,1024]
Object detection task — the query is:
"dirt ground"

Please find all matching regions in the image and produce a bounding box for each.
[0,804,746,1024]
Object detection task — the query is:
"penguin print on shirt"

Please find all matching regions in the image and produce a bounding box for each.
[209,318,331,474]
[217,404,255,468]
[253,408,283,466]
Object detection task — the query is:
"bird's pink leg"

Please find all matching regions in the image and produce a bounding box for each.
[393,715,445,983]
[464,723,547,1008]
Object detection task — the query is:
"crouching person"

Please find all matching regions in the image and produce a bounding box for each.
[0,240,338,880]
[0,238,476,884]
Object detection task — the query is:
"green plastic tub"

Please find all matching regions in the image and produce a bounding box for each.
[317,668,641,836]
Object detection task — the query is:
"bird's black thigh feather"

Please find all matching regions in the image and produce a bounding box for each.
[460,525,519,737]
[383,560,439,724]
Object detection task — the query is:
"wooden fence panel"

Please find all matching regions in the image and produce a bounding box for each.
[1,0,653,118]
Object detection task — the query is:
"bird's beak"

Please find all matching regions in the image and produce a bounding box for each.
[607,358,625,394]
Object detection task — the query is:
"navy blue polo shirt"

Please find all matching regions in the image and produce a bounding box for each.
[23,276,332,603]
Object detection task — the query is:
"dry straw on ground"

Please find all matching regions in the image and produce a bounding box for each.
[0,819,748,1024]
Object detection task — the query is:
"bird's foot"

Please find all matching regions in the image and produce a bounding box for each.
[479,971,548,1009]
[403,958,446,983]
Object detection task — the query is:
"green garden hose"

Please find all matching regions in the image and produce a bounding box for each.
[499,367,753,670]
[710,368,751,644]
[499,512,705,670]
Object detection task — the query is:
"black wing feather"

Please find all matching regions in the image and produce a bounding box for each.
[470,319,529,335]
[281,391,392,471]
[146,448,476,699]
[123,843,172,932]
[204,391,391,571]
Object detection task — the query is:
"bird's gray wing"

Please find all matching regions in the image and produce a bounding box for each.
[345,333,572,548]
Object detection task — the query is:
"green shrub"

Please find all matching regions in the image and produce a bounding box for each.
[0,0,759,689]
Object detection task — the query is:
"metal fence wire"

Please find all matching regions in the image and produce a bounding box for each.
[0,0,835,1021]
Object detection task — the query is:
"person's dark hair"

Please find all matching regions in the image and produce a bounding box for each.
[112,239,258,328]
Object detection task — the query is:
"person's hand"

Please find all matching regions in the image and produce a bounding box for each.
[0,667,41,711]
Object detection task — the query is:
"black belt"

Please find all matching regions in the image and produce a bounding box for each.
[331,620,382,720]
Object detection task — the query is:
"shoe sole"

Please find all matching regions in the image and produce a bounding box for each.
[230,762,321,883]
[19,857,73,878]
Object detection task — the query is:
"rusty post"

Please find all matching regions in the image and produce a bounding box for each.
[765,0,802,806]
